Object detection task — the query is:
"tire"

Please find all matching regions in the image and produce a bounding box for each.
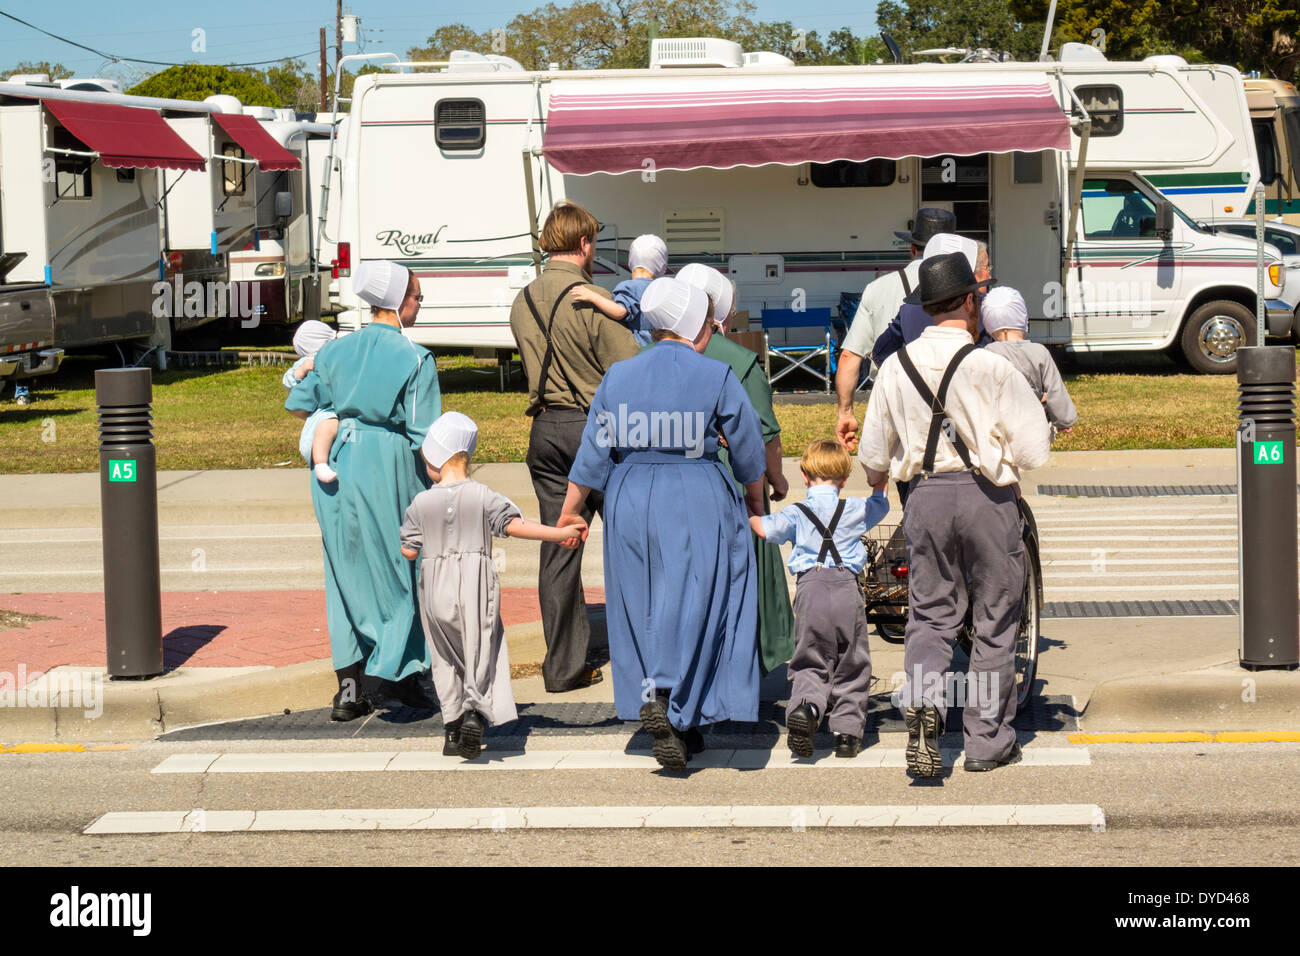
[1179,299,1256,374]
[1016,532,1042,710]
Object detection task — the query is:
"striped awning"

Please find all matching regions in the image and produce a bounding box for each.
[42,98,206,172]
[542,72,1071,175]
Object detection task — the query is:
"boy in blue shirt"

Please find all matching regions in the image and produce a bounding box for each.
[568,234,666,346]
[752,439,889,758]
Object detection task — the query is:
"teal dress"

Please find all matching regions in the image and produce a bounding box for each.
[286,322,442,681]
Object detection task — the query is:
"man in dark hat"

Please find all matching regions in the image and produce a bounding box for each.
[836,208,957,451]
[857,252,1051,779]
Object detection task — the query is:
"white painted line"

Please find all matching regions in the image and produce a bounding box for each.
[1040,536,1239,542]
[1045,558,1237,567]
[0,534,324,545]
[1044,584,1237,594]
[84,803,1106,833]
[0,565,319,577]
[150,748,1090,774]
[1044,547,1236,554]
[1042,569,1238,578]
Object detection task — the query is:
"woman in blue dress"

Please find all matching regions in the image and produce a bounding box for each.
[560,277,767,769]
[286,260,442,720]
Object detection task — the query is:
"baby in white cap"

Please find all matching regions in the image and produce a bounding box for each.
[282,319,341,483]
[399,411,587,759]
[982,287,1078,433]
[568,233,668,346]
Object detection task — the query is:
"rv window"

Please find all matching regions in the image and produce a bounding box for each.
[1254,118,1280,186]
[116,168,135,183]
[1073,85,1123,137]
[1081,179,1160,239]
[810,159,895,188]
[52,127,92,199]
[1013,151,1043,185]
[1283,108,1300,186]
[435,99,486,151]
[222,143,248,196]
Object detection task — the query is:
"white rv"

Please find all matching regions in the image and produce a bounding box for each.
[326,42,1286,373]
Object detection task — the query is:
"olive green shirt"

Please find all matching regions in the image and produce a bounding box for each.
[509,260,639,411]
[704,335,781,444]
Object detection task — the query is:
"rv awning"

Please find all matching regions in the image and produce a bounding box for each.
[42,98,206,172]
[211,114,300,171]
[542,73,1071,175]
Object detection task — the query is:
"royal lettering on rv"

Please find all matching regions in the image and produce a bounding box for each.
[375,226,448,256]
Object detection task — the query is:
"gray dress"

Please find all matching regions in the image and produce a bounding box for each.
[400,479,520,726]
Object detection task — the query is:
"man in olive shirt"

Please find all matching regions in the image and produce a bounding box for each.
[510,201,639,692]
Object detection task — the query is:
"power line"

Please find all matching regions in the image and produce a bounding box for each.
[0,9,317,68]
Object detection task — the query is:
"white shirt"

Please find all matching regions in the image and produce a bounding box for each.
[840,259,922,360]
[858,326,1051,486]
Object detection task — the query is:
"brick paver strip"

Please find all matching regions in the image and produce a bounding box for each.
[0,587,605,682]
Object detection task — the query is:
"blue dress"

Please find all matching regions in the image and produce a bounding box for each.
[569,340,766,729]
[285,322,442,681]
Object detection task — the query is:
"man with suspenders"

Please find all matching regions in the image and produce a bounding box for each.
[509,202,639,693]
[836,207,957,452]
[858,252,1051,777]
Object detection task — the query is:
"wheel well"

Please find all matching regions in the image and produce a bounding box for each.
[1180,286,1256,331]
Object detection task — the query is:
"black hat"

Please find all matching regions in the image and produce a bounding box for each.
[894,207,958,246]
[919,252,982,310]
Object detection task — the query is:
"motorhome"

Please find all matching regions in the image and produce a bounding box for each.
[326,41,1286,373]
[229,117,339,329]
[1244,76,1300,224]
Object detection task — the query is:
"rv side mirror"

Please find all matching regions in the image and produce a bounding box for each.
[275,191,292,219]
[1155,199,1174,241]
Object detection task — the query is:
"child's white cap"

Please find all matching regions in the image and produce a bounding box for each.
[675,262,734,330]
[628,234,668,277]
[292,319,337,357]
[421,411,478,468]
[353,260,411,312]
[641,277,708,340]
[981,286,1029,334]
[922,233,978,271]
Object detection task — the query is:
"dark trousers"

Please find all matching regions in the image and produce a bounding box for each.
[790,568,873,737]
[526,408,604,692]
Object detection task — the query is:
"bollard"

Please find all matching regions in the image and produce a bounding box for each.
[1236,346,1300,669]
[96,368,164,678]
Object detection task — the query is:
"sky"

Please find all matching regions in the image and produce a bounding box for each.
[0,1,883,85]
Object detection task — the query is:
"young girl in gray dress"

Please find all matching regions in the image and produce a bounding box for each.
[400,412,586,759]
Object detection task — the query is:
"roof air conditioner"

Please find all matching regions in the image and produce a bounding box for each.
[1058,42,1108,63]
[743,51,795,68]
[650,38,743,69]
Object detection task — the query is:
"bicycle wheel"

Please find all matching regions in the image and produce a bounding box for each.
[1015,527,1042,709]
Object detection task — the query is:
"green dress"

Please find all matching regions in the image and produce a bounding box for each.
[704,335,795,675]
[286,322,442,681]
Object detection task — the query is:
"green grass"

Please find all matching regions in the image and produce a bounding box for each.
[0,349,1292,473]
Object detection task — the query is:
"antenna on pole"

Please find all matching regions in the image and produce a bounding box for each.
[1039,0,1059,61]
[881,33,902,64]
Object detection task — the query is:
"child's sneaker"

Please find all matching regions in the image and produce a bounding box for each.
[313,462,338,484]
[785,700,820,758]
[442,716,463,756]
[457,710,485,759]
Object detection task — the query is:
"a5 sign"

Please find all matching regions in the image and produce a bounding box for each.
[108,459,138,482]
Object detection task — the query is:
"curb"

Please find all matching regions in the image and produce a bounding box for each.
[1081,664,1300,731]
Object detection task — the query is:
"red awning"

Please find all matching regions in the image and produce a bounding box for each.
[542,73,1071,175]
[42,98,206,172]
[211,113,300,171]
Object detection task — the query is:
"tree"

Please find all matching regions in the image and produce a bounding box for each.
[877,0,1044,61]
[3,60,74,80]
[261,59,319,113]
[127,65,281,106]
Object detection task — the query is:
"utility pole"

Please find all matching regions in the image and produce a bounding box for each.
[336,0,343,74]
[319,27,328,114]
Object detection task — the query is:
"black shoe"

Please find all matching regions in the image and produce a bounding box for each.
[386,674,437,710]
[545,667,604,693]
[457,710,485,760]
[442,717,463,756]
[963,742,1023,772]
[330,690,372,722]
[785,701,820,758]
[681,727,706,757]
[904,702,944,778]
[639,694,687,770]
[834,734,862,759]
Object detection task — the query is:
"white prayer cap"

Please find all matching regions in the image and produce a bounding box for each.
[981,286,1029,334]
[641,276,709,340]
[421,411,478,468]
[675,262,735,331]
[628,234,668,277]
[353,259,411,312]
[922,233,978,272]
[291,319,336,357]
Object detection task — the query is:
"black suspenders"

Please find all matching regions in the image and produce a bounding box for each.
[523,281,586,417]
[896,343,979,478]
[794,499,846,567]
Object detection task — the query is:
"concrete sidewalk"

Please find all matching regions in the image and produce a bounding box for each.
[2,447,1298,740]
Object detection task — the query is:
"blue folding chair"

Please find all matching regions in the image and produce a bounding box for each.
[761,307,836,393]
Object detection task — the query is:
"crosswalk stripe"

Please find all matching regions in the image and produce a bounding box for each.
[83,803,1107,833]
[149,748,1091,774]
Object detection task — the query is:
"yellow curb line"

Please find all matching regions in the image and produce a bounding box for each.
[1,743,87,753]
[1069,732,1300,744]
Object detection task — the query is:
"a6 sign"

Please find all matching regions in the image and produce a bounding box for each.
[1253,441,1284,465]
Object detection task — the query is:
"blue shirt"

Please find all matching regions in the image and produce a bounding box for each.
[760,485,889,574]
[613,276,654,347]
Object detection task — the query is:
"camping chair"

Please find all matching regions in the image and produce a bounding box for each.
[761,307,836,393]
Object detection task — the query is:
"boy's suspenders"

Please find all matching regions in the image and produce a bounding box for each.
[523,282,587,417]
[794,499,847,567]
[895,343,979,478]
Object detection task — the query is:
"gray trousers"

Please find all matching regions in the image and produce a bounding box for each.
[898,472,1022,762]
[789,567,872,737]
